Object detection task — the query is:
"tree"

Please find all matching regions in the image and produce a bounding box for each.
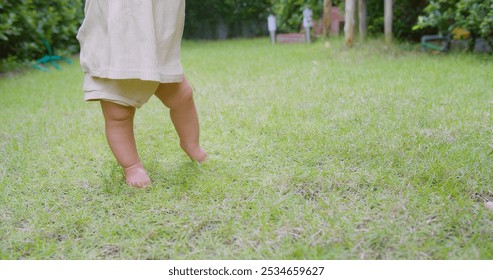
[384,0,393,43]
[344,0,355,47]
[359,0,367,41]
[323,0,332,37]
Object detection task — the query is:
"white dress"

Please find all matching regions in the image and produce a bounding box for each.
[77,0,185,83]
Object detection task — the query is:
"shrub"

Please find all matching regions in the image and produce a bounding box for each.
[0,0,84,70]
[414,0,493,48]
[363,0,431,42]
[184,0,272,39]
[183,0,324,39]
[270,0,323,33]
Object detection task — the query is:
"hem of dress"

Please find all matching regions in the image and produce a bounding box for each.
[84,91,145,109]
[82,67,184,84]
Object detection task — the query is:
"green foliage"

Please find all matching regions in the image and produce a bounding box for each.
[184,0,427,41]
[455,0,493,39]
[365,0,430,41]
[184,0,272,39]
[0,0,84,69]
[270,0,323,33]
[415,0,493,41]
[414,0,456,34]
[184,0,324,38]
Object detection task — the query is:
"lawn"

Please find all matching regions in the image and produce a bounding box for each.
[0,37,492,259]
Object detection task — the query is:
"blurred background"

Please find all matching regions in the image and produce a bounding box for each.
[1,0,491,72]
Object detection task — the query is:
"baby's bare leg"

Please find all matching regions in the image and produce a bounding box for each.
[100,100,151,188]
[154,76,207,162]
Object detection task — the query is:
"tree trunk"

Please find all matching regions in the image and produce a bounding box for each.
[323,0,332,37]
[384,0,393,43]
[358,0,367,41]
[344,0,355,47]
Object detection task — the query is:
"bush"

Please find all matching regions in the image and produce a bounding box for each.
[183,0,325,39]
[0,0,84,70]
[270,0,323,33]
[414,0,493,49]
[184,0,272,39]
[454,0,493,41]
[363,0,431,41]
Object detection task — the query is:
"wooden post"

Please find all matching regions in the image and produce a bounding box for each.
[344,0,355,47]
[358,0,367,41]
[323,0,332,37]
[384,0,393,43]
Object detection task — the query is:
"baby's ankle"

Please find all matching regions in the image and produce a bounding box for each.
[123,161,144,173]
[180,142,208,163]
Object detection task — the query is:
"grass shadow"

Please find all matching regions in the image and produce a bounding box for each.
[99,161,128,195]
[147,159,204,191]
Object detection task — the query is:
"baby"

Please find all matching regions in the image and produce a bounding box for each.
[77,0,207,188]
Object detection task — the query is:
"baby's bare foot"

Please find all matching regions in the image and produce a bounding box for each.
[123,163,151,188]
[180,142,208,163]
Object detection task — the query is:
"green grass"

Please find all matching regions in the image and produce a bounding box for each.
[1,37,492,259]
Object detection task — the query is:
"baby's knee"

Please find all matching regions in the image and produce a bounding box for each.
[101,100,135,122]
[180,84,194,102]
[167,84,194,109]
